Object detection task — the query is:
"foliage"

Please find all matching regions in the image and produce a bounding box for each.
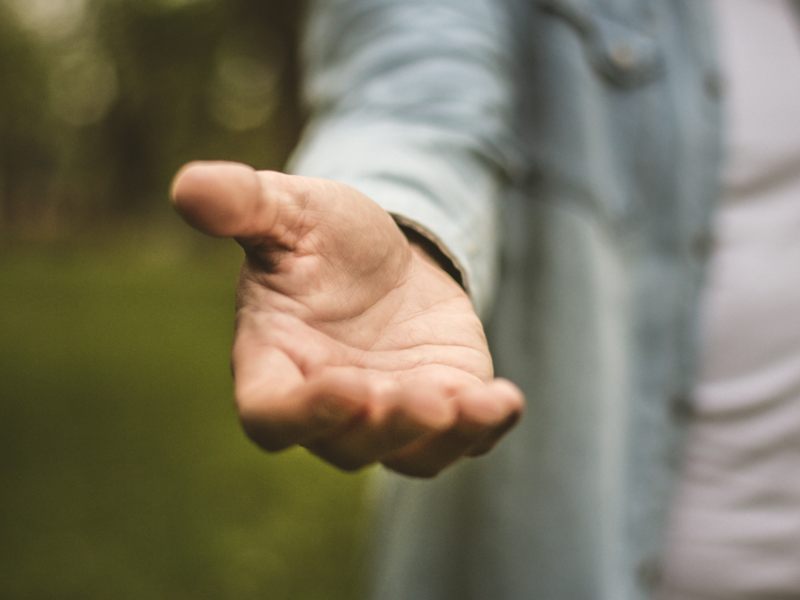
[0,232,371,600]
[0,0,306,232]
[0,6,374,598]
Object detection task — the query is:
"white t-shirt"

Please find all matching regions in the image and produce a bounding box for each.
[660,1,800,597]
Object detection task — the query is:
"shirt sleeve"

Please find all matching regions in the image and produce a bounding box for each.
[287,0,519,317]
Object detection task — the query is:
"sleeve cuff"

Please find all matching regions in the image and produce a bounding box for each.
[392,215,467,292]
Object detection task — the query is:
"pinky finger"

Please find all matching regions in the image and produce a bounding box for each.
[382,378,524,477]
[465,379,524,456]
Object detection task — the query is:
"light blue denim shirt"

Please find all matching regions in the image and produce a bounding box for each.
[290,0,725,598]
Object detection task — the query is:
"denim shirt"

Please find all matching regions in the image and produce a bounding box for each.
[290,0,724,598]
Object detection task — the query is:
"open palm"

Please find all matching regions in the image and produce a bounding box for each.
[172,161,523,477]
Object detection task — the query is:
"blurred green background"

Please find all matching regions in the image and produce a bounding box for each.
[0,1,371,599]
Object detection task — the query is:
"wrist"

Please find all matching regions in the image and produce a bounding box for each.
[397,223,465,290]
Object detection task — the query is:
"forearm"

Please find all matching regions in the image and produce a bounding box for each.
[288,0,518,315]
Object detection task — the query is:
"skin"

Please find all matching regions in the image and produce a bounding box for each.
[170,160,524,477]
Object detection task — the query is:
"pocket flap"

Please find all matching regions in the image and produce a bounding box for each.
[539,0,663,87]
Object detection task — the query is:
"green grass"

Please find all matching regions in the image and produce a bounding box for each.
[0,227,371,600]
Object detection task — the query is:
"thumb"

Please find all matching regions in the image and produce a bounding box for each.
[170,160,284,239]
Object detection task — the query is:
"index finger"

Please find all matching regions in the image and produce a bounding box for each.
[232,320,369,452]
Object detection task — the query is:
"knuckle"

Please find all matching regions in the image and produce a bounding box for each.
[233,383,262,417]
[305,442,374,473]
[238,417,290,453]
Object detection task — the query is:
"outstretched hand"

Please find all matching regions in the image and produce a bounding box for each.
[171,161,523,477]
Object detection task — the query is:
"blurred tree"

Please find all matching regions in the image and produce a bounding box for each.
[0,2,54,230]
[0,0,307,234]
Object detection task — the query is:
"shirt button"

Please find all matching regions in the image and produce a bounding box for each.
[704,70,724,100]
[637,558,663,591]
[608,42,638,71]
[691,231,715,259]
[671,394,694,422]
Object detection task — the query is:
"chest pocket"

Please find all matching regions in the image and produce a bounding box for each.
[537,0,663,87]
